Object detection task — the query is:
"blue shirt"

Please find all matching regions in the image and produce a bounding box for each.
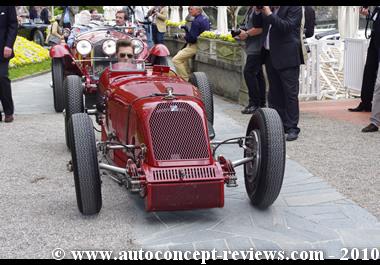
[185,14,210,44]
[67,26,90,48]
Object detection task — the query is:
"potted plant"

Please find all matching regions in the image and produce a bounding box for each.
[165,20,186,37]
[198,31,217,58]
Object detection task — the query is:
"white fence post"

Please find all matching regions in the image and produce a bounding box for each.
[343,38,369,96]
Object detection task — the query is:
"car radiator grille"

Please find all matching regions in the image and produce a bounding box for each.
[152,166,217,181]
[149,102,209,161]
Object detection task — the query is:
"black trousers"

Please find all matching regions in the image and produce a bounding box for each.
[0,61,14,115]
[264,50,300,134]
[361,36,379,106]
[152,24,164,44]
[243,54,266,107]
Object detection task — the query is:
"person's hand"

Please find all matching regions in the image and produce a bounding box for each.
[262,6,272,16]
[238,29,248,40]
[360,6,369,16]
[3,47,12,59]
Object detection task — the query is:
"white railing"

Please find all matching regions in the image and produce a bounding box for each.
[343,38,369,96]
[299,39,357,101]
[299,42,321,100]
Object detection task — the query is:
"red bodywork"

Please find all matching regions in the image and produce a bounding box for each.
[50,28,151,94]
[98,67,226,211]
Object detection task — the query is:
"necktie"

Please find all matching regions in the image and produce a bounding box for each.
[264,7,279,50]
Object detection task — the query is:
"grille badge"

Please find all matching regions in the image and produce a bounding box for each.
[170,105,179,112]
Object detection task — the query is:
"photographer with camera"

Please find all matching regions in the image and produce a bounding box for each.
[349,6,380,113]
[233,6,265,114]
[172,6,210,81]
[147,6,168,45]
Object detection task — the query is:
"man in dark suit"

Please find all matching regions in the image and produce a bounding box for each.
[0,6,18,122]
[348,6,380,112]
[261,6,302,141]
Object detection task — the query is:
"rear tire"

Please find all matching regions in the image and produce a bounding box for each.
[244,108,285,209]
[64,75,84,150]
[189,72,214,125]
[52,58,64,112]
[33,29,45,46]
[69,113,102,215]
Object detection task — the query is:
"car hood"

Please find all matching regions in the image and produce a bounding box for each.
[113,76,200,102]
[76,29,131,43]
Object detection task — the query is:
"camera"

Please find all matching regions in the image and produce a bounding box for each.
[180,25,189,32]
[362,6,369,9]
[231,27,247,38]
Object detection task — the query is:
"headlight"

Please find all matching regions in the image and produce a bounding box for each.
[76,40,92,56]
[131,39,144,55]
[102,39,116,56]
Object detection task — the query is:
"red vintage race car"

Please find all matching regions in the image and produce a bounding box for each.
[49,24,169,114]
[67,60,286,215]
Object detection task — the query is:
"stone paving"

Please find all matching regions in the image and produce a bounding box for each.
[1,73,379,259]
[130,95,380,258]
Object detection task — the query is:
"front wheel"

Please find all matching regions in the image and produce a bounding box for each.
[244,108,285,209]
[189,72,214,125]
[69,113,102,215]
[51,58,64,112]
[64,75,84,150]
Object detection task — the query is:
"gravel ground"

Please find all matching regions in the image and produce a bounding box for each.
[222,96,380,220]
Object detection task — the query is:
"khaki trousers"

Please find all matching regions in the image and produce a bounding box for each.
[172,43,197,81]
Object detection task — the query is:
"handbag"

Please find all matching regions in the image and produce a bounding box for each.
[47,22,61,46]
[48,34,61,45]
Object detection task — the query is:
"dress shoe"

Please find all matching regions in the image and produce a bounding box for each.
[286,131,299,141]
[241,105,259,114]
[348,102,372,112]
[361,123,379,133]
[4,115,14,123]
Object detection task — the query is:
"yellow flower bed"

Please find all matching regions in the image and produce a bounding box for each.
[218,33,237,43]
[200,31,236,43]
[200,31,217,39]
[9,36,50,68]
[165,20,186,27]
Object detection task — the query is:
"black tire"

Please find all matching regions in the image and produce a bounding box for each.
[153,56,168,66]
[52,58,65,112]
[69,113,102,215]
[189,72,214,125]
[33,29,45,46]
[244,108,285,209]
[64,75,84,149]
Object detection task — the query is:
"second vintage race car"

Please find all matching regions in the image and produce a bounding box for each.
[66,59,286,215]
[50,22,170,148]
